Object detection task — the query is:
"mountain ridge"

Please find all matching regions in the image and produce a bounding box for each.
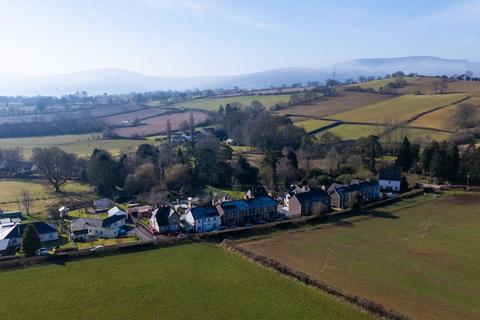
[0,56,478,96]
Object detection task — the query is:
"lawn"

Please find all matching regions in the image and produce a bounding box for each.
[74,237,138,250]
[294,119,336,132]
[0,243,371,320]
[241,192,480,320]
[320,124,382,140]
[0,134,149,158]
[276,92,393,118]
[0,179,94,218]
[177,94,291,111]
[331,93,467,124]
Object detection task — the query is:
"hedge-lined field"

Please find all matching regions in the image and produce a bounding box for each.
[294,118,336,132]
[241,192,480,320]
[0,243,371,320]
[0,179,94,217]
[177,94,291,111]
[0,134,148,158]
[410,96,480,131]
[331,93,467,124]
[276,92,393,118]
[320,124,382,140]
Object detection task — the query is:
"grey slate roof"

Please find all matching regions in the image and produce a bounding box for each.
[293,189,330,204]
[2,222,57,239]
[219,196,278,212]
[245,196,278,208]
[0,211,25,220]
[328,180,379,195]
[102,214,125,227]
[70,218,103,232]
[152,207,171,227]
[379,167,402,181]
[191,206,219,220]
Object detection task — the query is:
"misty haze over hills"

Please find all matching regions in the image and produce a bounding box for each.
[0,56,479,96]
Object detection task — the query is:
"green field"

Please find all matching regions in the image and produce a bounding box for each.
[0,179,94,217]
[331,93,467,124]
[241,192,480,320]
[294,119,336,132]
[349,77,419,91]
[396,128,451,143]
[0,134,149,158]
[0,243,370,320]
[177,94,291,111]
[410,96,480,131]
[321,124,382,140]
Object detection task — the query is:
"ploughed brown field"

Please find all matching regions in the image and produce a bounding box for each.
[239,192,480,320]
[111,111,209,137]
[0,104,144,124]
[103,108,170,125]
[275,92,395,118]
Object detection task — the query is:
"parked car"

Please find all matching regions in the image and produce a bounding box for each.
[90,245,104,252]
[148,227,159,235]
[38,248,49,256]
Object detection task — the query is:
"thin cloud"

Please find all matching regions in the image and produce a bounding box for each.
[135,0,277,30]
[419,0,480,23]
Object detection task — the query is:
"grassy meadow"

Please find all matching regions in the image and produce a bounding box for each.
[0,134,149,158]
[320,124,382,140]
[410,96,480,131]
[241,192,480,320]
[395,128,451,143]
[276,92,393,118]
[294,118,336,132]
[177,94,291,111]
[0,243,371,320]
[0,179,94,217]
[331,93,467,123]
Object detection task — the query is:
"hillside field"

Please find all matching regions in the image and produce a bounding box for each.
[320,124,382,140]
[395,128,451,143]
[0,243,371,320]
[331,93,467,123]
[352,77,480,95]
[410,96,480,131]
[0,134,148,158]
[276,92,393,118]
[111,111,209,138]
[177,94,291,111]
[0,104,144,124]
[294,119,336,132]
[241,192,480,320]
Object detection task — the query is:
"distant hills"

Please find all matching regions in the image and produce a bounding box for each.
[0,56,479,96]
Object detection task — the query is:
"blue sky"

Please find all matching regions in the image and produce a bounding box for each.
[0,0,479,76]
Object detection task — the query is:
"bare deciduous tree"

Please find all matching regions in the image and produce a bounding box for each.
[455,103,479,129]
[19,189,31,216]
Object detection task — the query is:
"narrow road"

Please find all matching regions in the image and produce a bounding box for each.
[133,219,156,241]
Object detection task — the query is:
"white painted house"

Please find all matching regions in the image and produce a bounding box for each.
[0,222,59,248]
[150,206,180,234]
[183,206,220,233]
[379,167,402,192]
[70,215,132,241]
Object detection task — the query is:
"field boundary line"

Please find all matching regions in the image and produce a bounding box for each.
[223,239,411,320]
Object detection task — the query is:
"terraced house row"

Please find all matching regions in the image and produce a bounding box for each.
[150,196,279,233]
[150,179,381,234]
